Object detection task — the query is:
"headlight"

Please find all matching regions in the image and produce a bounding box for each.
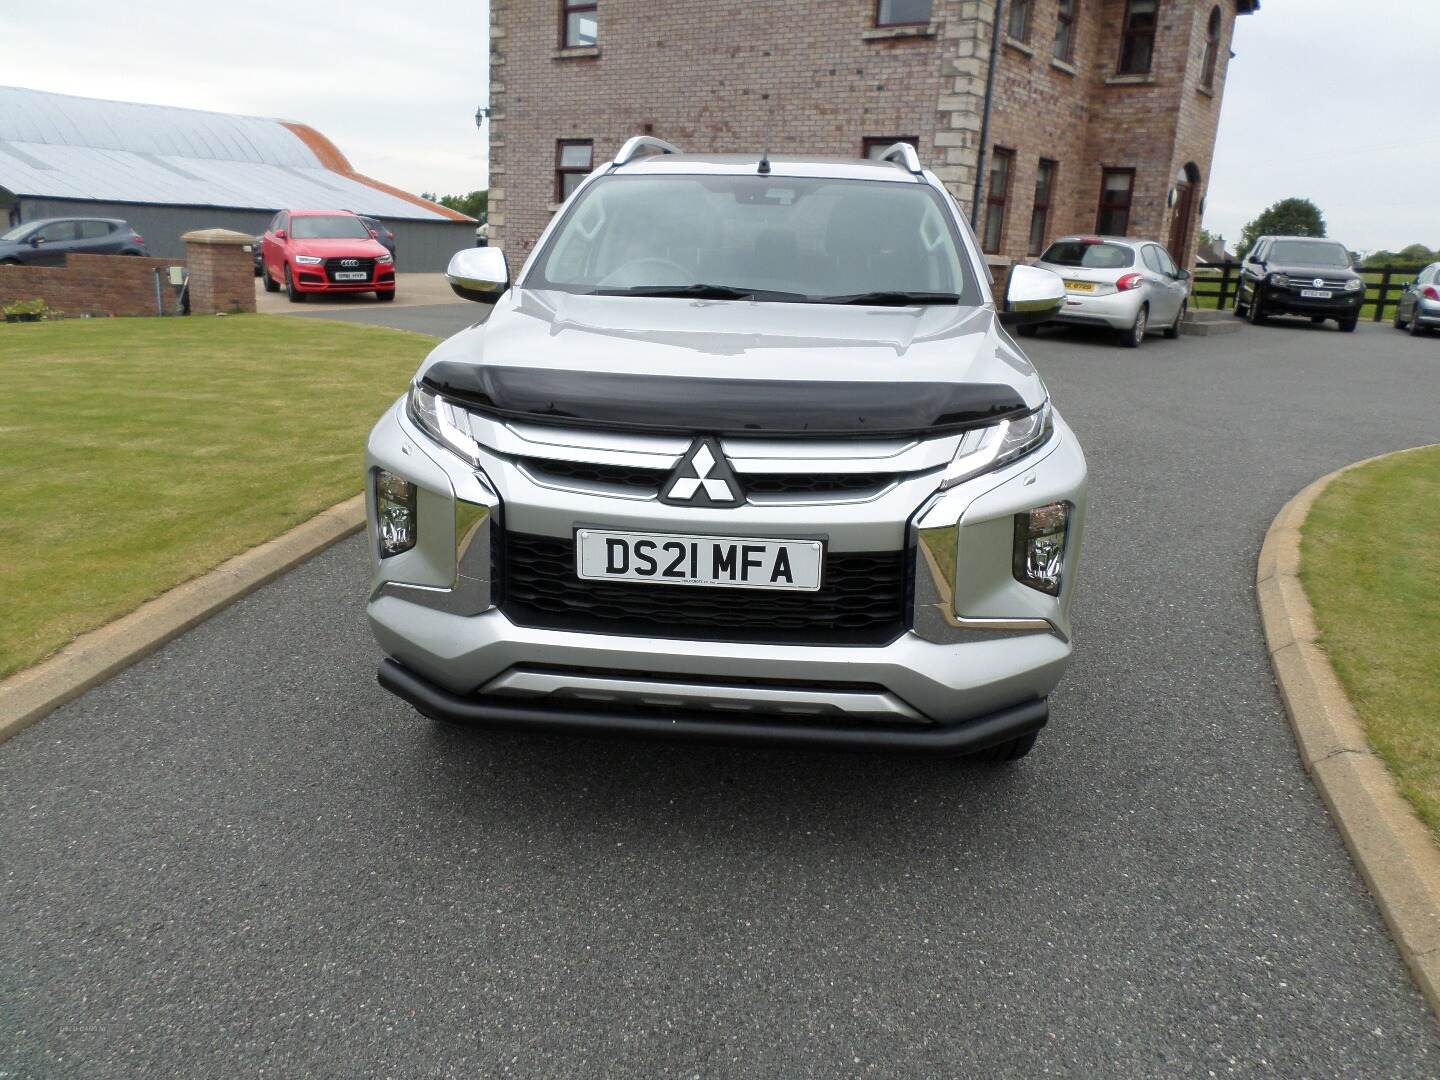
[938,401,1053,490]
[407,382,481,464]
[376,253,394,264]
[1344,278,1363,292]
[294,255,323,265]
[374,469,417,557]
[1269,273,1290,288]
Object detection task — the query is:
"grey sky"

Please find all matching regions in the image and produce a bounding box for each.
[1207,0,1439,252]
[4,1,1430,251]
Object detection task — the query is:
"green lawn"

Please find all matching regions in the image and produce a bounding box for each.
[0,316,435,678]
[1301,445,1440,836]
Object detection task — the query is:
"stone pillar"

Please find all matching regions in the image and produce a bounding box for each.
[181,229,258,315]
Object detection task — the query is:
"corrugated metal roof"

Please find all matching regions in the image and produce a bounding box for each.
[0,86,453,221]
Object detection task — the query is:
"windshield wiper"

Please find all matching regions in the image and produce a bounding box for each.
[809,290,963,306]
[587,283,807,302]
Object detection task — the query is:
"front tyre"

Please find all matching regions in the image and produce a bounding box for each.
[375,289,396,303]
[285,264,306,303]
[1248,289,1267,325]
[1340,317,1359,333]
[1121,304,1148,348]
[262,261,280,292]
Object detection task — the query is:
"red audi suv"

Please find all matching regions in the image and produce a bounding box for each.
[261,209,396,302]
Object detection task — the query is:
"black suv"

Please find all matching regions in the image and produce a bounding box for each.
[0,217,148,266]
[1234,236,1365,331]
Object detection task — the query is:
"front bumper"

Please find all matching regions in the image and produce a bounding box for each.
[292,264,396,293]
[364,398,1087,741]
[1263,287,1364,318]
[1049,287,1144,331]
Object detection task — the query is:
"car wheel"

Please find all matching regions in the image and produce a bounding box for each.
[1248,290,1267,325]
[969,732,1038,764]
[1340,317,1359,333]
[1408,310,1426,336]
[1233,287,1248,317]
[0,258,19,266]
[1310,315,1327,324]
[1121,304,1148,348]
[1014,323,1038,337]
[375,289,396,303]
[1394,304,1409,330]
[262,261,280,293]
[1163,300,1186,339]
[285,265,306,303]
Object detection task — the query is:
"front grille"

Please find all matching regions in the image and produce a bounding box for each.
[517,458,900,499]
[1287,277,1350,290]
[499,531,908,645]
[520,458,663,492]
[324,257,375,281]
[744,473,898,495]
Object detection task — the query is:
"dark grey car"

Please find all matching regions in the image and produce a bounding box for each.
[357,215,397,262]
[1393,262,1440,337]
[0,217,148,265]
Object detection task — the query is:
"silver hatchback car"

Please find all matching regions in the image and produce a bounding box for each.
[1030,236,1191,347]
[363,139,1087,761]
[1393,262,1440,337]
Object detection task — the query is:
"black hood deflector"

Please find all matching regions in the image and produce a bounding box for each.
[421,361,1030,437]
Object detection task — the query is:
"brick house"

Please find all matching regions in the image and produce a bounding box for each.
[487,0,1257,272]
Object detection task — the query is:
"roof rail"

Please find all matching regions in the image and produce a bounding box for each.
[877,141,923,175]
[613,135,682,167]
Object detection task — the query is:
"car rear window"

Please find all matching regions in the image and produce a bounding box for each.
[1041,240,1135,269]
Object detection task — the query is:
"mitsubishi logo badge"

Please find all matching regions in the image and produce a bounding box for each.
[661,437,744,507]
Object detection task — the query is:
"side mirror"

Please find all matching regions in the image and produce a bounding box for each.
[30,236,43,246]
[999,265,1066,326]
[1174,269,1192,281]
[274,229,287,240]
[447,246,509,303]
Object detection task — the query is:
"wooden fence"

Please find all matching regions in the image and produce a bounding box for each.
[1191,262,1419,321]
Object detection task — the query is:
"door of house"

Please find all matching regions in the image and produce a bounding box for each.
[1169,182,1195,267]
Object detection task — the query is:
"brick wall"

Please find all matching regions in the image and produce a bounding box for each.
[489,0,1254,272]
[183,232,257,315]
[0,254,184,317]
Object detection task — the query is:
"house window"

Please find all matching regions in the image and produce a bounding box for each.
[875,0,932,27]
[1007,0,1032,42]
[1200,5,1221,88]
[561,0,598,47]
[863,137,918,159]
[982,147,1014,254]
[1096,168,1135,235]
[1028,159,1056,256]
[555,139,594,202]
[1118,0,1158,74]
[1053,0,1077,62]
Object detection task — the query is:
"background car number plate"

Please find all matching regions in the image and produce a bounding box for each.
[576,529,822,591]
[333,271,368,281]
[1300,288,1331,298]
[1064,280,1095,292]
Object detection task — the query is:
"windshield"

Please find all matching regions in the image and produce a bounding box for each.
[1040,240,1135,269]
[0,223,34,242]
[526,174,978,304]
[289,215,371,240]
[1269,240,1351,268]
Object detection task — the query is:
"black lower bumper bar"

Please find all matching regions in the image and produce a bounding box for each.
[376,658,1048,756]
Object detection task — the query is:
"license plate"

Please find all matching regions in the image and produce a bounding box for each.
[1064,280,1095,293]
[576,529,822,591]
[1301,289,1332,299]
[333,271,368,281]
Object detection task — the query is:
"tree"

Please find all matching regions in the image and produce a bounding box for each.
[1236,198,1326,259]
[420,190,488,220]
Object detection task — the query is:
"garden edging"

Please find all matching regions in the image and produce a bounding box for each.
[0,495,364,746]
[1258,445,1440,1017]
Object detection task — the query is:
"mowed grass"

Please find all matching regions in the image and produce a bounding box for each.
[0,316,435,678]
[1300,445,1440,835]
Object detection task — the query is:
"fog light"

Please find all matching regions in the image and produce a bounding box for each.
[1013,501,1070,595]
[375,469,417,557]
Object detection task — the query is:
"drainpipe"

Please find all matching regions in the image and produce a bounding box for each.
[970,0,1008,225]
[152,267,164,316]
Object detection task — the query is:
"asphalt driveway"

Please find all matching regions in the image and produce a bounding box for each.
[5,318,1440,1077]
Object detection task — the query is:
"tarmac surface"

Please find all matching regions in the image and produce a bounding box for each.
[5,316,1440,1076]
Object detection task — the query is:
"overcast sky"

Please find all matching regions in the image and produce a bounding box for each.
[3,0,1432,252]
